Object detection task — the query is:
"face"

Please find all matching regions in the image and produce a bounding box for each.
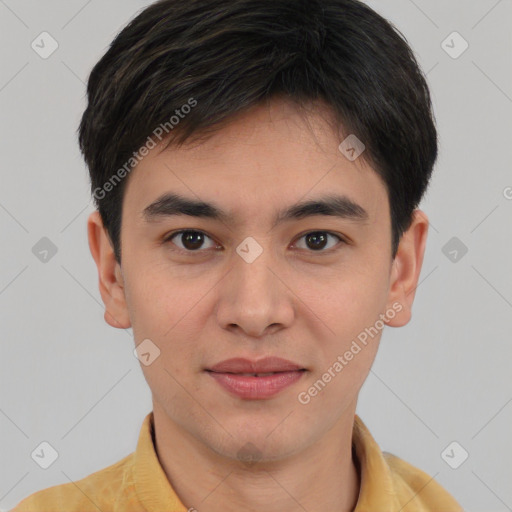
[88,97,428,463]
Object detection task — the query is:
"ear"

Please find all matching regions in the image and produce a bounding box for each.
[385,209,429,327]
[87,211,131,329]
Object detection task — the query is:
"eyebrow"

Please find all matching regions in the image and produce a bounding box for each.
[142,192,369,229]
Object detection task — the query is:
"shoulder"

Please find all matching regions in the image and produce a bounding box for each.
[11,452,139,512]
[383,451,463,511]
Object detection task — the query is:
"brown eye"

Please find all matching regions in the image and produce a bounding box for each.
[294,231,343,252]
[166,230,216,251]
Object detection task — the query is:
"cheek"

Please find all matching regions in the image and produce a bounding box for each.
[300,262,389,341]
[296,260,389,390]
[123,260,198,336]
[299,314,382,418]
[124,267,209,377]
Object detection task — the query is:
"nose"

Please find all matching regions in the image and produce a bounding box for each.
[214,242,295,338]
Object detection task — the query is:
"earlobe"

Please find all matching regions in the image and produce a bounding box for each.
[87,211,131,329]
[385,209,429,328]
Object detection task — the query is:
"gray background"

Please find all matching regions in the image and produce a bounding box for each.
[1,0,511,510]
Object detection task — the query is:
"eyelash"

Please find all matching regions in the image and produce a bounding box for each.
[162,229,346,255]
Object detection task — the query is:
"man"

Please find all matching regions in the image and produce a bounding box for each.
[13,0,463,510]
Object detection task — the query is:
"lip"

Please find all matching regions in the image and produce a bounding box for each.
[207,357,304,374]
[205,357,306,400]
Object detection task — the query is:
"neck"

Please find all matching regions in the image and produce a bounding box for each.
[152,400,360,512]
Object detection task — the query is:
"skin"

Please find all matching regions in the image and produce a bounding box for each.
[87,97,429,512]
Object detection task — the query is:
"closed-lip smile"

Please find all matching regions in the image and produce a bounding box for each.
[205,357,307,399]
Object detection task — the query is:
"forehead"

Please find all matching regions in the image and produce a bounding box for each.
[122,98,388,226]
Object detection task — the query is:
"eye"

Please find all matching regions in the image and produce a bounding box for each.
[293,231,344,252]
[164,230,218,252]
[163,229,345,254]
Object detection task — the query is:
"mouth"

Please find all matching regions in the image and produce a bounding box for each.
[204,357,307,399]
[206,356,306,374]
[206,370,306,376]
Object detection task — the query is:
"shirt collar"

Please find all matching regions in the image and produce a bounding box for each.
[133,412,186,511]
[352,414,401,510]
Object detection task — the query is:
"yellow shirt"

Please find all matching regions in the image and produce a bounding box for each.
[12,412,463,512]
